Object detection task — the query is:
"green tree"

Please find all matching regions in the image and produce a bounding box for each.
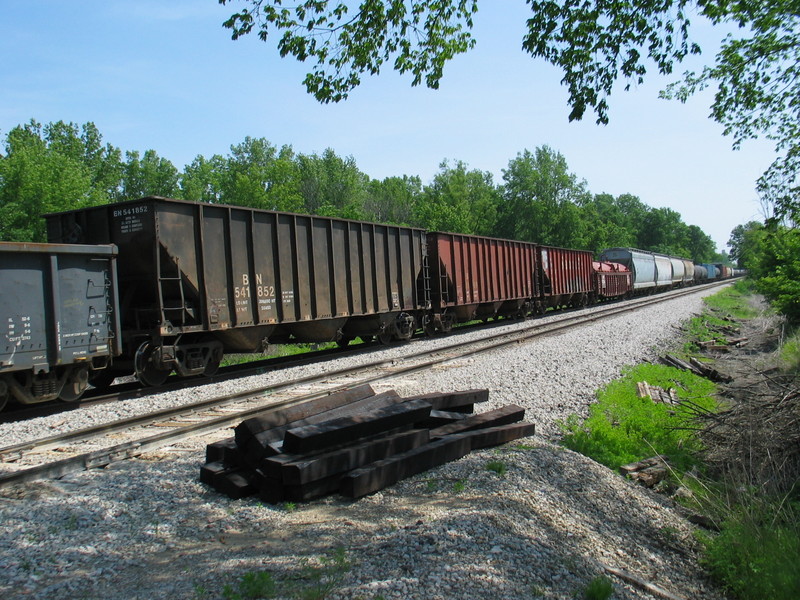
[180,153,226,203]
[0,120,118,241]
[121,149,180,200]
[498,146,587,247]
[364,175,421,225]
[685,224,717,262]
[662,2,800,223]
[413,160,499,234]
[297,148,369,218]
[727,221,764,267]
[750,226,800,322]
[216,137,304,211]
[578,193,638,252]
[220,1,800,219]
[637,207,691,257]
[219,0,478,103]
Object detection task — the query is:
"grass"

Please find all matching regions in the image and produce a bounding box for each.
[485,460,507,476]
[222,571,276,600]
[779,326,800,372]
[703,279,759,319]
[560,363,717,472]
[221,342,340,367]
[221,548,350,600]
[581,576,614,600]
[700,496,800,600]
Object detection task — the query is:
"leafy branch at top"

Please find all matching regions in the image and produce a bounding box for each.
[219,0,478,102]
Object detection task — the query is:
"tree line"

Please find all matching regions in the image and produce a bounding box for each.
[0,119,723,262]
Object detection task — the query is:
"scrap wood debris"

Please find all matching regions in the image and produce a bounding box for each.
[619,455,670,488]
[200,385,535,503]
[659,354,732,383]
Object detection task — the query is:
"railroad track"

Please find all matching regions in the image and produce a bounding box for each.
[0,281,729,489]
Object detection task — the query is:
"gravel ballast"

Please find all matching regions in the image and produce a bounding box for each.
[0,289,729,599]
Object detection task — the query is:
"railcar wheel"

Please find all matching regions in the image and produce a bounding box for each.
[0,381,8,412]
[135,342,172,387]
[337,337,353,348]
[378,330,393,345]
[59,367,89,402]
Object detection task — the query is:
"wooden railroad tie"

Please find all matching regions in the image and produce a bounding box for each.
[201,386,535,503]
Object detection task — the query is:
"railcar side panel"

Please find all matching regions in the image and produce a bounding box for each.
[593,261,633,299]
[669,257,685,285]
[653,254,673,288]
[694,264,708,281]
[427,232,538,324]
[682,259,694,284]
[599,248,657,290]
[701,263,719,279]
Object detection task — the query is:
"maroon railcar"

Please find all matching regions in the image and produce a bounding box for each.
[537,246,594,310]
[426,232,538,332]
[592,261,633,300]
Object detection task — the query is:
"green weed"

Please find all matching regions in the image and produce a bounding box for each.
[700,498,800,599]
[581,576,614,600]
[220,549,350,600]
[703,283,758,320]
[222,571,275,600]
[292,547,351,600]
[779,327,800,373]
[486,460,507,476]
[221,343,340,367]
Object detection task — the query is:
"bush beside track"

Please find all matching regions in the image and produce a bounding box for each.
[561,282,800,600]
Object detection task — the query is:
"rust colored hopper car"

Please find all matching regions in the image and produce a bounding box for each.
[592,261,633,300]
[425,232,538,332]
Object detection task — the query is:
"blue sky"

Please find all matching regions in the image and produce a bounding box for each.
[0,1,775,251]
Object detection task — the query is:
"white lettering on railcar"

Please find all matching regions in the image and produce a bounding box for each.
[112,205,149,218]
[234,273,274,313]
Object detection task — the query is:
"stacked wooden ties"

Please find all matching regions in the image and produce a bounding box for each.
[201,385,534,502]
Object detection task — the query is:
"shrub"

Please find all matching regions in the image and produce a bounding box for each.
[561,364,717,471]
[582,575,614,600]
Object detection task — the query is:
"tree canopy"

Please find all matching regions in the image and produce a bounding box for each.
[219,0,800,220]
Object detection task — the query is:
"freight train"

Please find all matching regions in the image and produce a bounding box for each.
[0,197,739,410]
